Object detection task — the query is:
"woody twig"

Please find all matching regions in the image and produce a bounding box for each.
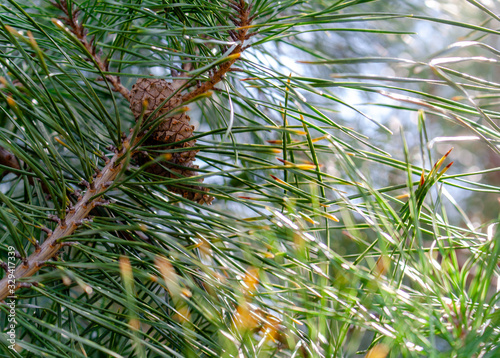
[0,142,132,300]
[52,0,130,101]
[182,0,255,102]
[0,0,255,301]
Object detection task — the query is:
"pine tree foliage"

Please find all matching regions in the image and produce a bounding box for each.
[0,0,499,357]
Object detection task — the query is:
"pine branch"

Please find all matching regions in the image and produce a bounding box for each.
[0,0,255,301]
[52,0,130,100]
[182,0,253,103]
[0,141,132,301]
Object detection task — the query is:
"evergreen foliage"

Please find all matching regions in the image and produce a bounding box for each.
[0,0,499,357]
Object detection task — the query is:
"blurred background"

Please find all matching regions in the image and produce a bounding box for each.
[248,0,500,227]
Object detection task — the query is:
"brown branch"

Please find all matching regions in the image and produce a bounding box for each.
[52,0,130,101]
[0,0,256,301]
[181,0,252,103]
[0,139,133,301]
[0,146,20,172]
[0,146,51,193]
[0,0,132,189]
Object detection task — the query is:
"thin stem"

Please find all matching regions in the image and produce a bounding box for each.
[181,1,252,102]
[53,0,130,100]
[0,138,134,301]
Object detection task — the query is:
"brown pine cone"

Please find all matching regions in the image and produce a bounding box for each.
[129,78,196,145]
[134,152,214,205]
[129,77,213,204]
[167,164,214,205]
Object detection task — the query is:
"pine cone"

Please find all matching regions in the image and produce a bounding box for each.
[130,78,196,145]
[166,163,214,205]
[129,78,213,204]
[134,152,214,205]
